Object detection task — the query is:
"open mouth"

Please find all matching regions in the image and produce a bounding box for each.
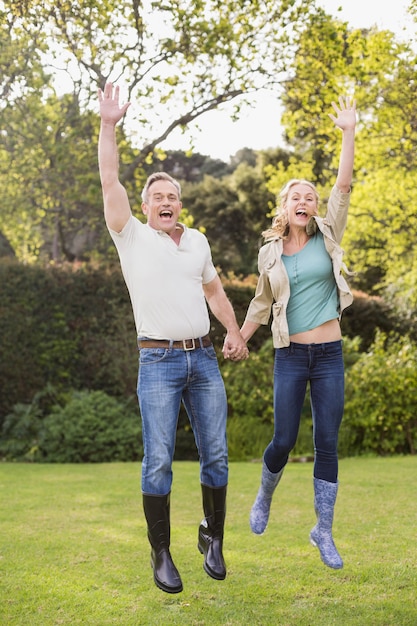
[295,209,308,216]
[159,210,173,218]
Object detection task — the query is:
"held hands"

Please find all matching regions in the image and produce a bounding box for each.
[222,330,249,362]
[329,96,356,132]
[98,82,131,126]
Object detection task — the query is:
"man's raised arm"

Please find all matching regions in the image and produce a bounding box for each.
[98,82,131,232]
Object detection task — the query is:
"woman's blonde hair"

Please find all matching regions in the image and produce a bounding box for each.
[262,179,320,240]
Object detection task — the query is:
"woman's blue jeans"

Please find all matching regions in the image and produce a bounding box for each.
[137,342,228,495]
[264,340,344,483]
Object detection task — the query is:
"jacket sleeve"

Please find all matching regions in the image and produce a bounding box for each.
[325,185,351,243]
[244,249,274,325]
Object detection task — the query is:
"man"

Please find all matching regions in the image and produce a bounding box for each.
[98,82,248,594]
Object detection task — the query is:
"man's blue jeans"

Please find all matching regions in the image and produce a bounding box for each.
[264,340,344,483]
[137,342,228,495]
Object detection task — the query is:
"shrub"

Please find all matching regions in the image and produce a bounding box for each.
[37,390,142,463]
[0,384,68,462]
[343,331,417,455]
[340,290,412,350]
[0,388,142,463]
[1,260,415,462]
[0,260,138,426]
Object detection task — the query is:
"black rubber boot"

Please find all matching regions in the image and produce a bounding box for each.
[198,484,227,580]
[142,493,183,594]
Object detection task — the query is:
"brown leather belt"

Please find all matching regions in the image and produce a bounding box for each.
[138,334,212,351]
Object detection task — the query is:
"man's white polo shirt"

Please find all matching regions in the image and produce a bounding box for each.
[109,215,217,340]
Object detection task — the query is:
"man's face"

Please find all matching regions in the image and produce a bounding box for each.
[142,180,182,233]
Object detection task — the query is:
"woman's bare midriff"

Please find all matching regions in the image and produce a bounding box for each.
[289,318,342,344]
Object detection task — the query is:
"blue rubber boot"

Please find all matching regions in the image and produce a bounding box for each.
[250,462,284,535]
[310,478,343,569]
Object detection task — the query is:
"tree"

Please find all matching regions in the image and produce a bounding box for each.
[0,4,47,99]
[34,0,319,165]
[182,175,251,274]
[1,0,321,262]
[143,149,232,182]
[342,40,417,305]
[180,144,293,276]
[0,91,115,262]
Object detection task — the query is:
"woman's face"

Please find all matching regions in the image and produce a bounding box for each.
[284,183,318,230]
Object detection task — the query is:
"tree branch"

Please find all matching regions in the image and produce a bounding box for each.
[120,88,246,182]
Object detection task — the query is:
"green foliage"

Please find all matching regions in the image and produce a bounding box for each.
[144,149,232,181]
[263,8,417,313]
[2,261,416,462]
[340,290,415,350]
[0,387,142,463]
[2,1,417,309]
[0,260,137,423]
[0,0,319,263]
[182,175,258,275]
[37,390,141,463]
[0,384,67,462]
[224,339,275,460]
[0,92,117,263]
[343,331,417,456]
[223,339,275,421]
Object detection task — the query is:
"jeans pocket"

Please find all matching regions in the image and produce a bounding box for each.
[203,344,218,361]
[276,346,291,358]
[139,348,169,365]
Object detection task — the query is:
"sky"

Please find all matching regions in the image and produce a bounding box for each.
[161,0,414,161]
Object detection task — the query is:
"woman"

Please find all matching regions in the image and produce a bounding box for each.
[240,96,356,569]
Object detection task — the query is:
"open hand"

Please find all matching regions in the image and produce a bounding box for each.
[98,82,131,126]
[329,96,356,132]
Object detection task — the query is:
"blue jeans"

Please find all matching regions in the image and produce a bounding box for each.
[264,340,344,483]
[137,341,228,495]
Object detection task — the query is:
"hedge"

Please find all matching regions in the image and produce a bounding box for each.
[1,260,409,425]
[1,259,415,462]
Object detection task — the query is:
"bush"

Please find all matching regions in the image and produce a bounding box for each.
[340,290,412,350]
[0,385,68,462]
[1,260,416,462]
[0,260,138,426]
[38,390,142,463]
[0,388,142,463]
[343,331,417,456]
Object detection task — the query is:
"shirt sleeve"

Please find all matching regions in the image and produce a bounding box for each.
[107,215,143,251]
[200,234,219,285]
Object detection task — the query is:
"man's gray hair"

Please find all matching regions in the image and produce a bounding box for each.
[141,172,182,203]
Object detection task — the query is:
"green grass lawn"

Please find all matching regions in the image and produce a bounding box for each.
[1,457,416,625]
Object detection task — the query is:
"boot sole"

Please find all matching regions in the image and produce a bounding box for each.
[309,535,343,569]
[154,575,183,594]
[151,557,183,593]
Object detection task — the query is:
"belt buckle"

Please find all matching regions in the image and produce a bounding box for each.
[182,338,195,351]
